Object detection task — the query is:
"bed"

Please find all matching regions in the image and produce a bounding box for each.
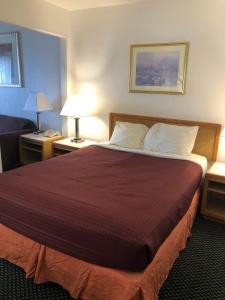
[0,112,221,299]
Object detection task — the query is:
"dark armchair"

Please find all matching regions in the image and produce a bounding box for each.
[0,115,36,171]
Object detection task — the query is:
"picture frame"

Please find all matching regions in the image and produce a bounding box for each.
[129,42,189,95]
[0,32,23,87]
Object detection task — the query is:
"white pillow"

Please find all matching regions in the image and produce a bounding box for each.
[109,121,149,149]
[144,123,199,155]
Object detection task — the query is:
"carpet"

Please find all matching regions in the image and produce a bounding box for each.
[159,217,225,299]
[0,217,224,299]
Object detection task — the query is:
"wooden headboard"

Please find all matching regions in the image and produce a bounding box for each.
[109,112,221,161]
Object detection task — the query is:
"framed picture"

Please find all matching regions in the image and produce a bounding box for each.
[0,32,23,87]
[129,42,189,95]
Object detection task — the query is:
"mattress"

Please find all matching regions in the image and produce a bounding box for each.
[0,145,202,271]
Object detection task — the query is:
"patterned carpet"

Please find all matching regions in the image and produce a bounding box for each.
[0,217,224,300]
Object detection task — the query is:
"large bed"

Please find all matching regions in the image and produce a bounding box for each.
[0,113,221,299]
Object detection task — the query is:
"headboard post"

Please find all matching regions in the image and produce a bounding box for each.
[109,112,221,161]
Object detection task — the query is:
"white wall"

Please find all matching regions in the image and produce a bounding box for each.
[70,0,225,161]
[0,0,68,37]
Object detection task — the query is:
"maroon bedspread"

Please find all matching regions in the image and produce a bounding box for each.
[0,146,202,271]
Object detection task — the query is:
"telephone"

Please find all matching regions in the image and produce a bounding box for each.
[43,129,60,138]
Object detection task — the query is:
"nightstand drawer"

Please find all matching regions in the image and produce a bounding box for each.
[53,147,72,156]
[203,190,225,221]
[201,162,225,223]
[208,180,225,195]
[20,134,63,165]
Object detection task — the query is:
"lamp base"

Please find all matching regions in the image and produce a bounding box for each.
[33,130,43,135]
[71,137,84,143]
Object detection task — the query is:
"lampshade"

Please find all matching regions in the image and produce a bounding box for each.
[60,95,88,118]
[24,92,53,112]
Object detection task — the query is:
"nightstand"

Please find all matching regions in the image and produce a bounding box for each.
[201,162,225,223]
[20,133,63,165]
[53,138,97,156]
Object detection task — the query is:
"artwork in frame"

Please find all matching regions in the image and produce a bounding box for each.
[129,42,189,95]
[0,32,23,87]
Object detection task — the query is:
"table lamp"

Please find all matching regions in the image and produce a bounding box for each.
[60,95,88,143]
[24,92,53,134]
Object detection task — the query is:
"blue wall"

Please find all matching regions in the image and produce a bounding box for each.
[0,22,62,131]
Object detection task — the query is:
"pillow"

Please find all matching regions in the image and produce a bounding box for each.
[109,121,149,149]
[144,123,199,155]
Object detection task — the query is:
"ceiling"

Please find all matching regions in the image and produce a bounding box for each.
[43,0,149,11]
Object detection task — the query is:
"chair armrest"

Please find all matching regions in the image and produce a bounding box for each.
[0,129,34,171]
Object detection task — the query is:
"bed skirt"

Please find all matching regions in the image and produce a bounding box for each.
[0,189,199,300]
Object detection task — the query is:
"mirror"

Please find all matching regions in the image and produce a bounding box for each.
[0,32,23,87]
